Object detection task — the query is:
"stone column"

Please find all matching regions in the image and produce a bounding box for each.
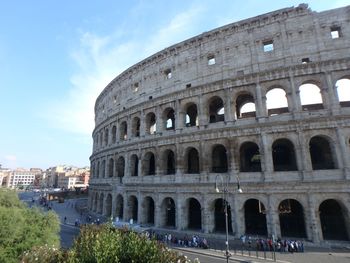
[198,95,207,128]
[288,71,301,112]
[325,72,340,112]
[296,129,312,180]
[336,128,350,179]
[307,194,321,243]
[260,132,273,181]
[176,196,184,230]
[111,192,117,218]
[255,82,265,119]
[140,110,145,137]
[137,151,143,177]
[175,99,184,131]
[154,204,161,228]
[137,192,142,224]
[156,106,163,134]
[224,89,234,124]
[202,195,211,233]
[232,194,244,237]
[266,195,280,238]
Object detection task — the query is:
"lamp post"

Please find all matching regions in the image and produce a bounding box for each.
[215,174,242,263]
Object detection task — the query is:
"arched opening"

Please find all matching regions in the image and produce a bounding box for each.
[187,198,202,230]
[146,112,156,135]
[116,156,125,178]
[239,142,261,172]
[112,125,117,143]
[101,160,106,178]
[143,196,155,225]
[209,96,225,123]
[108,158,114,177]
[164,108,175,130]
[187,148,199,174]
[115,194,124,220]
[120,121,127,140]
[98,193,104,214]
[99,132,103,147]
[214,198,232,233]
[104,128,109,146]
[162,198,176,228]
[309,136,336,170]
[212,144,228,173]
[272,139,298,171]
[130,154,139,177]
[96,161,100,178]
[336,78,350,107]
[94,193,99,212]
[144,152,156,175]
[236,93,256,119]
[279,199,306,238]
[299,83,323,111]
[132,117,140,137]
[165,150,176,175]
[266,88,289,116]
[128,195,138,223]
[319,199,349,241]
[244,199,268,236]
[185,103,198,127]
[105,194,112,217]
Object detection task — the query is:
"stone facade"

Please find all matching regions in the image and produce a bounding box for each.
[89,4,350,243]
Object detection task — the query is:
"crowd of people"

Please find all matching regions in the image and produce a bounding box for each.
[150,232,209,249]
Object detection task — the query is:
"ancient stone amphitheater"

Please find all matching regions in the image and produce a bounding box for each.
[89,4,350,243]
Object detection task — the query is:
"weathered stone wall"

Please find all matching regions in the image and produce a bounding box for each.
[89,4,350,243]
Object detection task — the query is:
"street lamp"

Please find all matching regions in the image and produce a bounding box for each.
[215,174,242,263]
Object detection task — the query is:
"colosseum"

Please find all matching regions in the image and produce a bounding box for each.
[88,4,350,244]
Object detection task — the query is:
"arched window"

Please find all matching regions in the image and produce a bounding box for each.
[104,129,109,146]
[100,132,103,146]
[187,198,202,230]
[128,195,138,222]
[165,150,176,175]
[212,145,228,173]
[185,103,198,127]
[299,83,323,110]
[187,148,199,174]
[96,161,100,178]
[266,88,288,116]
[161,198,176,227]
[236,93,256,119]
[120,121,127,140]
[116,156,125,178]
[214,198,232,233]
[112,125,117,143]
[132,117,140,137]
[209,96,225,123]
[309,136,336,170]
[143,197,155,225]
[272,139,298,171]
[244,199,267,236]
[164,108,175,130]
[108,158,114,177]
[144,152,155,175]
[146,112,156,134]
[336,78,350,107]
[278,199,306,238]
[239,142,261,172]
[115,194,124,220]
[101,160,106,178]
[105,194,112,217]
[130,154,139,177]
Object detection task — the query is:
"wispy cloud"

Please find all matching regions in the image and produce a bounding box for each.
[45,5,207,137]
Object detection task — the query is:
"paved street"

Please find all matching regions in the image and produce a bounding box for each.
[19,191,350,263]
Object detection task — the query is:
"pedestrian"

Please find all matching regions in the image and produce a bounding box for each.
[64,216,67,224]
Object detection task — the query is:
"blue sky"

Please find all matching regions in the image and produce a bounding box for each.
[0,0,348,169]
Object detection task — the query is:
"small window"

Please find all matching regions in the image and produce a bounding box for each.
[113,96,117,103]
[263,40,274,52]
[133,82,139,92]
[301,58,310,64]
[208,55,215,65]
[165,69,172,79]
[331,26,341,39]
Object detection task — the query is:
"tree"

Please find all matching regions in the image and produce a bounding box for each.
[0,189,60,263]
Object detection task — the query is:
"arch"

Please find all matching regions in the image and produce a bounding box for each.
[104,128,109,146]
[101,160,106,178]
[142,196,155,225]
[146,112,157,135]
[185,103,198,127]
[186,147,199,174]
[266,88,289,116]
[278,199,306,238]
[128,195,138,223]
[161,197,176,228]
[214,198,232,233]
[336,78,350,107]
[244,199,268,236]
[108,158,114,177]
[212,144,228,173]
[98,193,104,214]
[319,199,349,241]
[163,107,175,130]
[130,154,139,177]
[236,93,256,119]
[99,132,103,146]
[94,192,99,212]
[165,149,176,175]
[309,136,336,170]
[105,193,112,217]
[112,125,117,143]
[115,194,124,220]
[209,96,225,123]
[116,156,125,178]
[187,198,202,230]
[143,152,155,175]
[299,83,323,110]
[96,161,100,178]
[239,142,262,172]
[119,121,127,140]
[272,139,298,171]
[132,117,140,137]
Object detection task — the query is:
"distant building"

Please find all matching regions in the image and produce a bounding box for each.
[8,168,36,189]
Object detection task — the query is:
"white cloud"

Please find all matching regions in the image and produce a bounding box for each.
[45,5,207,137]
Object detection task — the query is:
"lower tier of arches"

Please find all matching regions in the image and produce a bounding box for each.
[88,189,350,244]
